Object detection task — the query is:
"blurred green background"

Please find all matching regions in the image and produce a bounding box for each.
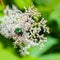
[0,0,60,60]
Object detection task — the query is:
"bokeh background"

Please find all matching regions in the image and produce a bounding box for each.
[0,0,60,60]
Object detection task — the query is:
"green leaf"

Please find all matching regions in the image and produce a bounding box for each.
[0,42,3,50]
[0,49,20,60]
[0,4,4,17]
[13,0,32,10]
[33,0,54,6]
[50,4,60,30]
[40,53,60,60]
[0,4,4,11]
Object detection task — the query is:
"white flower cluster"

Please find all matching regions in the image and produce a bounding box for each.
[0,5,49,56]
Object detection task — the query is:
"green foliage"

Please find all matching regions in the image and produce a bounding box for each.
[0,0,60,60]
[0,4,4,16]
[50,4,60,30]
[40,53,60,60]
[13,0,32,10]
